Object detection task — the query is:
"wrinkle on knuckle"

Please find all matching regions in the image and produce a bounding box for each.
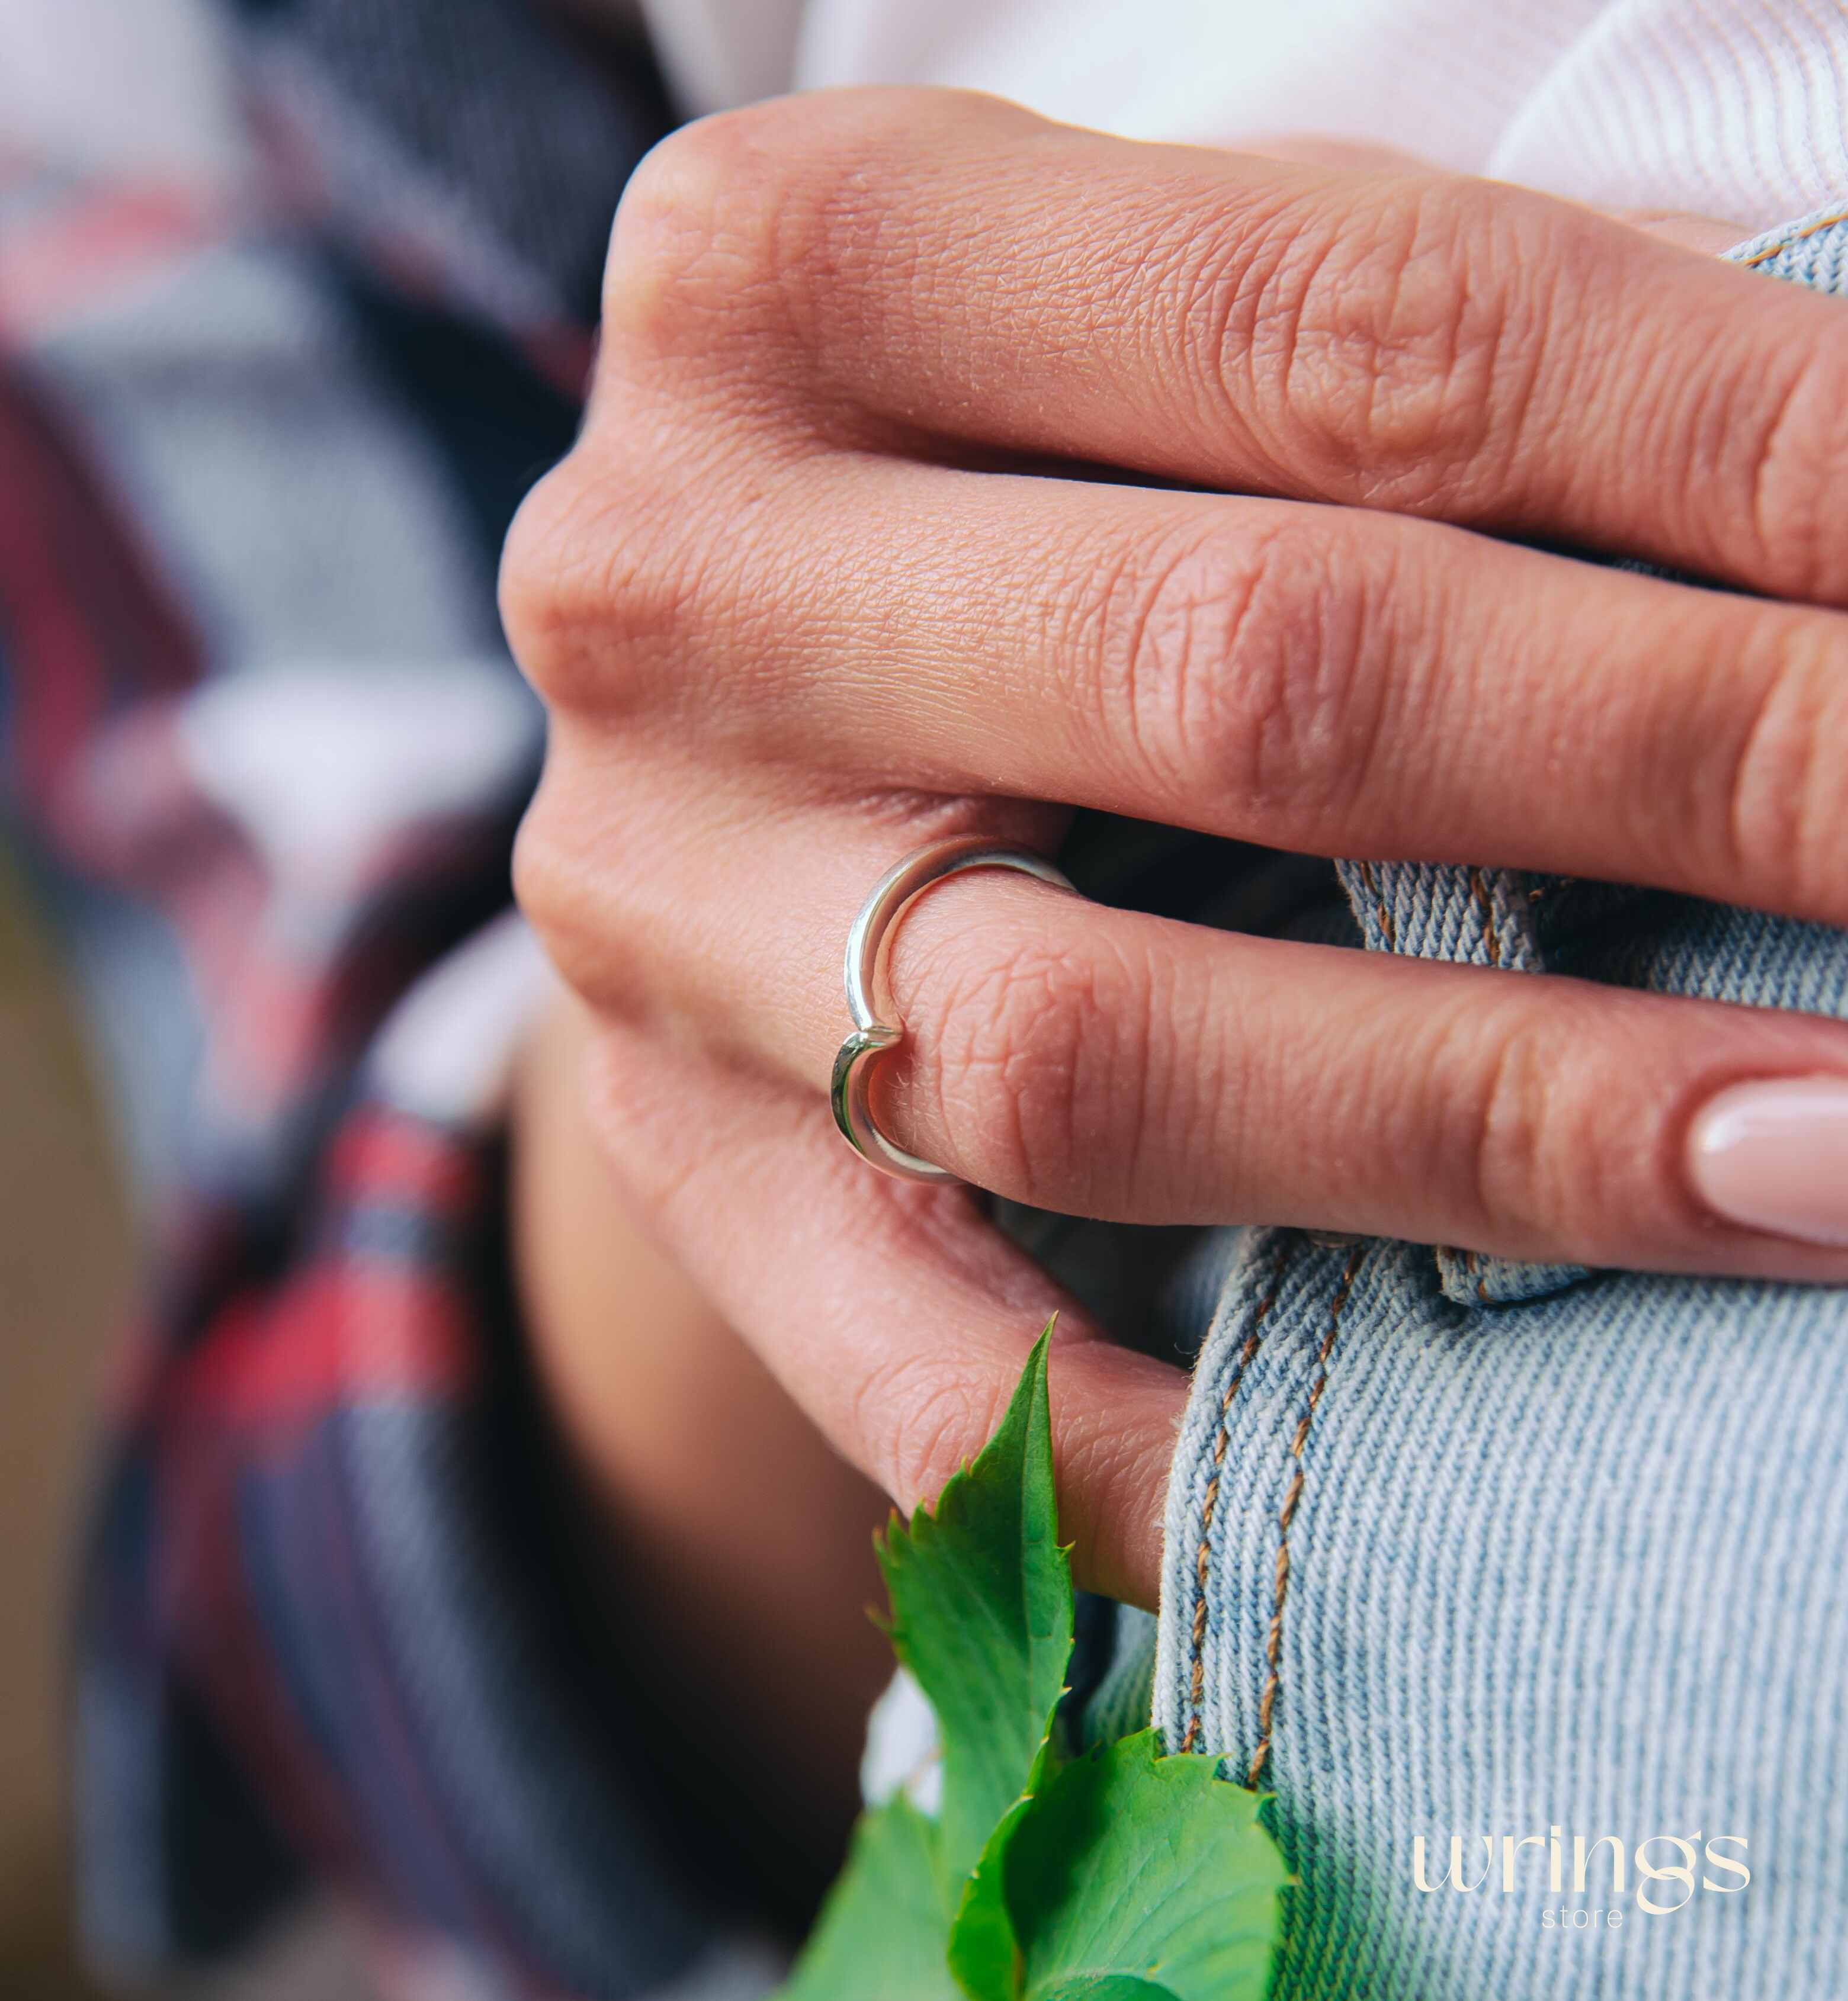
[1058,515,1336,830]
[1125,513,1389,837]
[925,925,1147,1206]
[1459,993,1618,1252]
[1213,521,1373,827]
[1185,179,1535,503]
[1719,615,1848,914]
[1739,341,1848,601]
[1060,521,1242,799]
[1466,1008,1552,1237]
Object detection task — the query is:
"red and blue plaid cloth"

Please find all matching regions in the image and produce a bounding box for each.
[2,6,777,1996]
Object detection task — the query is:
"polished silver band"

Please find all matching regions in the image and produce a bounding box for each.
[830,836,1074,1182]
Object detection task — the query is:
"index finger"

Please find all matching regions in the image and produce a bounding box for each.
[608,88,1848,603]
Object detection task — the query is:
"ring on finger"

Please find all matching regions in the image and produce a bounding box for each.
[830,836,1074,1183]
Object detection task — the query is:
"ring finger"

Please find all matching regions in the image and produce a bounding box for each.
[518,767,1848,1280]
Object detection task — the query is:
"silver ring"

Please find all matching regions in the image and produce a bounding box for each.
[831,836,1074,1182]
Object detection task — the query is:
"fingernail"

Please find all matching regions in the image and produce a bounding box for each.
[1686,1076,1848,1247]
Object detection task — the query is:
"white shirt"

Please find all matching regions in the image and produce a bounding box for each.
[639,0,1848,232]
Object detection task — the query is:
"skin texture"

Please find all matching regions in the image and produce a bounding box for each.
[505,91,1848,1638]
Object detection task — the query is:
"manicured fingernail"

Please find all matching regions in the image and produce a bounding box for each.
[1686,1077,1848,1247]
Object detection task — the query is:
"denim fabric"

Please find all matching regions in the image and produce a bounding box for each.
[1150,207,1848,1999]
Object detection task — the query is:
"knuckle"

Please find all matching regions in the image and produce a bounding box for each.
[500,462,593,700]
[1194,520,1390,830]
[1185,178,1539,502]
[1066,522,1249,800]
[510,776,591,977]
[1050,1406,1141,1523]
[606,86,1034,370]
[1736,338,1848,600]
[602,105,803,347]
[1459,992,1638,1254]
[511,761,644,1017]
[1071,514,1388,834]
[1719,614,1848,914]
[923,922,1151,1207]
[499,447,724,715]
[1459,1000,1577,1245]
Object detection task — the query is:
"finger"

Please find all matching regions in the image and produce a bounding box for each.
[518,769,1848,1281]
[874,868,1848,1283]
[608,89,1848,602]
[580,1017,1185,1610]
[543,452,1848,934]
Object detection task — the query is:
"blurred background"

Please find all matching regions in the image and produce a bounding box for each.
[5,10,213,1989]
[0,1,667,1993]
[0,852,131,1999]
[4,4,362,1992]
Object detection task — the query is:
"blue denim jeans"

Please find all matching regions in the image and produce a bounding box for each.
[1132,207,1848,2000]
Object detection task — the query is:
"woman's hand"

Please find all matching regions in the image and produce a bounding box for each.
[503,89,1848,1605]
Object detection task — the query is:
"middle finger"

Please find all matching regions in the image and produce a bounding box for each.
[637,456,1848,933]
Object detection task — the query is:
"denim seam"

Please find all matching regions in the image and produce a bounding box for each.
[1247,1241,1367,1788]
[1178,1234,1298,1756]
[1725,198,1848,267]
[1460,1248,1490,1305]
[1467,868,1503,967]
[1739,207,1848,267]
[1353,859,1397,949]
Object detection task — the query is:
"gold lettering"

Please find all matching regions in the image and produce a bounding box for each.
[1572,1833,1626,1894]
[1703,1836,1751,1893]
[1635,1835,1698,1916]
[1502,1833,1547,1891]
[1413,1835,1495,1893]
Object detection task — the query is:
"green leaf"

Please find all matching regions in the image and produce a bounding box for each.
[945,1790,1034,2001]
[878,1322,1073,1890]
[1038,1982,1178,2000]
[782,1336,1288,2001]
[779,1796,961,2001]
[1004,1733,1286,2001]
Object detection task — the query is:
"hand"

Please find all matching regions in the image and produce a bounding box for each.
[503,89,1848,1605]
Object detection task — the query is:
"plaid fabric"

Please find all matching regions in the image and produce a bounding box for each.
[2,8,779,1997]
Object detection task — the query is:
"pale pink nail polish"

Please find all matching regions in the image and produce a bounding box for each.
[1686,1077,1848,1247]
